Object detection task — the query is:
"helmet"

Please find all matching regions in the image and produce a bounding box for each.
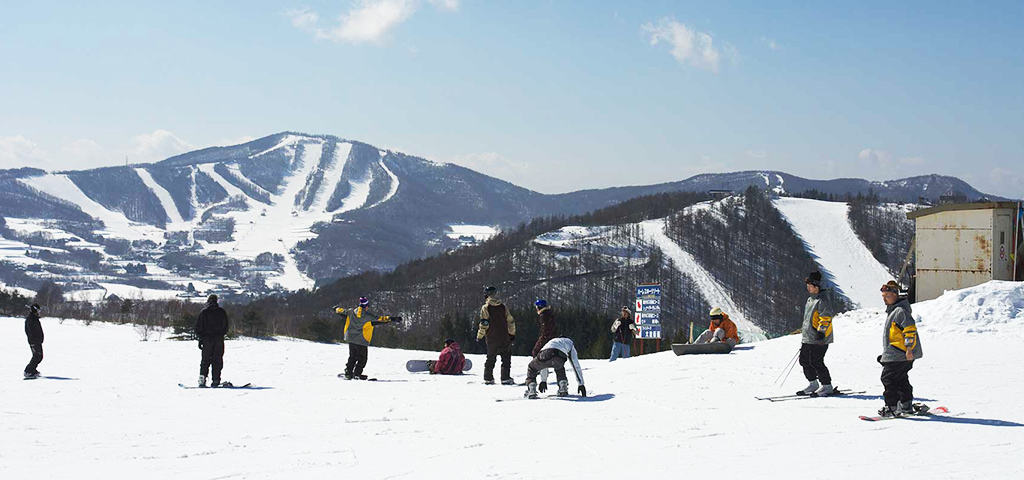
[534,299,548,308]
[358,296,369,307]
[484,286,497,297]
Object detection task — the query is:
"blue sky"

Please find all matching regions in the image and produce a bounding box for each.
[1,1,1022,198]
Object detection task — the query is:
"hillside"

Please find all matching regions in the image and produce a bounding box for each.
[0,132,1005,302]
[2,280,1022,479]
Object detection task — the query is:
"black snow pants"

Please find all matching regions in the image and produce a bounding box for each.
[25,344,43,374]
[346,343,369,376]
[799,343,831,385]
[484,342,512,382]
[200,337,225,384]
[881,360,914,406]
[526,349,568,385]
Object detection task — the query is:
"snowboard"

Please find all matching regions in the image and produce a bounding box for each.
[495,394,583,402]
[860,405,947,422]
[178,382,252,389]
[671,343,733,355]
[405,358,473,373]
[337,374,377,381]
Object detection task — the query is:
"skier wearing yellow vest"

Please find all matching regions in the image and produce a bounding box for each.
[335,296,401,380]
[876,280,924,418]
[798,271,836,396]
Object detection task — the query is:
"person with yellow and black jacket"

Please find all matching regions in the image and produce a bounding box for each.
[477,286,516,385]
[798,271,836,396]
[335,296,401,380]
[877,280,924,418]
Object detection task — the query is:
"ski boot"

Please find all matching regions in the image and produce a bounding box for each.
[23,371,40,379]
[198,375,208,388]
[797,380,819,395]
[897,401,927,416]
[877,405,899,418]
[356,375,369,380]
[525,382,539,399]
[813,384,834,397]
[343,372,354,380]
[211,379,221,388]
[557,380,569,397]
[484,378,495,385]
[501,378,515,385]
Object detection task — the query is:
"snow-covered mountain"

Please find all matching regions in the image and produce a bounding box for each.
[0,132,1004,299]
[3,280,1022,479]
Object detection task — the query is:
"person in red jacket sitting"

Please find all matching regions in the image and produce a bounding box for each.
[430,338,466,375]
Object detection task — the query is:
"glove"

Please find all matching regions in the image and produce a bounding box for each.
[198,341,204,350]
[578,386,587,397]
[391,316,403,322]
[334,307,345,315]
[478,337,486,345]
[538,381,547,393]
[876,355,883,365]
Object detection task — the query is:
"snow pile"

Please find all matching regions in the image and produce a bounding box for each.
[533,225,609,248]
[774,197,894,308]
[447,224,499,242]
[911,280,1024,336]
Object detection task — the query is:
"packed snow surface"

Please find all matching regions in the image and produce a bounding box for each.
[135,168,186,226]
[2,281,1022,479]
[774,197,895,308]
[447,224,499,242]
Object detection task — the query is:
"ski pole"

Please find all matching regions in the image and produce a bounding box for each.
[773,348,800,387]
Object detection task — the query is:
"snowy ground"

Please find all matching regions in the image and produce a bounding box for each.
[2,281,1023,479]
[774,197,895,307]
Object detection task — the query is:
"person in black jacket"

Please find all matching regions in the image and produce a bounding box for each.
[194,295,230,387]
[24,304,44,378]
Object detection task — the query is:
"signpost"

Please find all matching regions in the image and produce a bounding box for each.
[635,284,662,354]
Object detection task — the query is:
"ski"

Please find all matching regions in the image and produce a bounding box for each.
[337,374,377,381]
[495,394,585,402]
[860,406,948,422]
[756,388,865,402]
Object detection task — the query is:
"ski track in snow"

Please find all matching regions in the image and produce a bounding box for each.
[640,219,766,342]
[135,168,185,226]
[197,163,248,200]
[773,197,895,308]
[3,281,1023,479]
[18,174,163,242]
[251,134,299,158]
[310,141,352,213]
[336,170,373,214]
[367,155,399,209]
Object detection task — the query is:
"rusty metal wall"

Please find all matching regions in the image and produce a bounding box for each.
[914,208,1015,301]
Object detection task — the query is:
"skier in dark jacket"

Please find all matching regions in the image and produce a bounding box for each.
[335,296,400,380]
[531,299,559,357]
[609,306,637,361]
[24,304,44,378]
[477,286,516,385]
[877,281,924,418]
[195,294,230,387]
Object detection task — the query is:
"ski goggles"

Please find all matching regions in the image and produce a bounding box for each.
[880,284,900,294]
[710,314,724,321]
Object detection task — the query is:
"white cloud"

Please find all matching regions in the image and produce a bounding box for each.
[446,152,530,181]
[130,130,193,163]
[641,18,724,72]
[427,0,460,11]
[288,0,419,44]
[858,148,892,165]
[0,135,48,169]
[759,37,780,51]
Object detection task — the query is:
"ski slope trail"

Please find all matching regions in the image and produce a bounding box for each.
[2,281,1022,479]
[774,197,895,308]
[135,168,186,226]
[640,219,766,342]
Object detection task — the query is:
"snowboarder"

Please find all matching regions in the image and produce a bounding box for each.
[195,294,230,387]
[430,338,466,375]
[24,304,43,378]
[876,280,923,417]
[694,307,739,347]
[335,296,401,380]
[798,271,836,396]
[477,286,516,385]
[532,299,559,357]
[524,336,586,399]
[609,306,637,361]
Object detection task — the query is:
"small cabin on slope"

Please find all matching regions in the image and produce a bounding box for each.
[908,202,1023,302]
